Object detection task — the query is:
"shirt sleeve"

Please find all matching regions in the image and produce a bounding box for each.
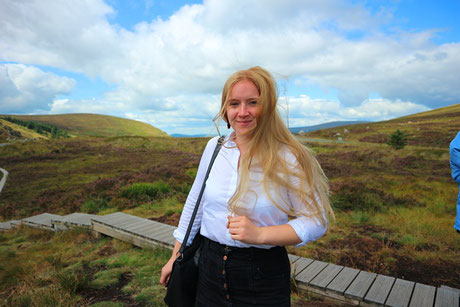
[450,132,460,183]
[173,136,220,246]
[283,150,328,247]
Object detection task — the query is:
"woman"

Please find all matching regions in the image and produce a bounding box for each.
[160,66,334,306]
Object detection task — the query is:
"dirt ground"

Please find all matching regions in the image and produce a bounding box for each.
[79,272,142,306]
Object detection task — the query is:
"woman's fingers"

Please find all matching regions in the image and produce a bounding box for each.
[227,215,262,244]
[160,259,175,287]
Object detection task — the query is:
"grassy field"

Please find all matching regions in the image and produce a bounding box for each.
[0,119,46,143]
[308,103,459,148]
[3,114,169,138]
[0,105,459,305]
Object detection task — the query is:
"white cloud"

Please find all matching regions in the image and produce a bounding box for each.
[0,0,458,133]
[282,95,430,128]
[0,64,75,113]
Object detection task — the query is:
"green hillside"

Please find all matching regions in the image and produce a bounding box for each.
[4,113,169,138]
[0,118,46,142]
[306,103,460,147]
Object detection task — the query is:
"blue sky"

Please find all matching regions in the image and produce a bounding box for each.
[1,0,459,135]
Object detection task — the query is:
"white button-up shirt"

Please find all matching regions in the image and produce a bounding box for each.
[173,135,327,249]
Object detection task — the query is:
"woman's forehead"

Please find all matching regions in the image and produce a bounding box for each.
[229,79,260,99]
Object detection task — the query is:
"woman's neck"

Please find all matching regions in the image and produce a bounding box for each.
[234,134,250,157]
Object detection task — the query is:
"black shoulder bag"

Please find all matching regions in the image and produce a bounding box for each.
[164,136,224,307]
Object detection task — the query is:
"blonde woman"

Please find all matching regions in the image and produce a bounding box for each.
[161,66,333,306]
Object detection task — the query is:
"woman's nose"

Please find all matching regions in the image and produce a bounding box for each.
[238,104,249,116]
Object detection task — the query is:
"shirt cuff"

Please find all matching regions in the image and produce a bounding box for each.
[288,216,327,248]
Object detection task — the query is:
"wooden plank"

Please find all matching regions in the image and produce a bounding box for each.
[364,274,395,305]
[345,270,377,301]
[440,285,460,295]
[122,220,153,232]
[155,228,176,242]
[385,279,415,307]
[435,287,459,307]
[97,212,127,221]
[23,213,63,230]
[95,212,131,224]
[291,257,314,276]
[288,254,300,263]
[92,220,171,249]
[111,218,145,229]
[310,263,343,289]
[409,283,436,307]
[166,236,177,246]
[137,224,175,238]
[327,267,360,295]
[296,260,328,285]
[0,222,13,230]
[138,225,175,243]
[63,213,98,227]
[126,223,158,235]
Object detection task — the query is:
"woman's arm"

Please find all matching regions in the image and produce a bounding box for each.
[160,240,182,286]
[172,136,219,245]
[227,215,302,246]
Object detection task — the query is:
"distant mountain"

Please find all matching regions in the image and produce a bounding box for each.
[289,121,371,134]
[1,113,169,138]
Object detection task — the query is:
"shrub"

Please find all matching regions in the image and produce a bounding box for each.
[120,181,170,201]
[331,182,419,212]
[388,129,408,150]
[82,198,110,214]
[56,266,91,294]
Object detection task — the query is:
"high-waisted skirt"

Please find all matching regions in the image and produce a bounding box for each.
[195,236,291,306]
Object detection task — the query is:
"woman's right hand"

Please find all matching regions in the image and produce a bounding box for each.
[160,257,176,287]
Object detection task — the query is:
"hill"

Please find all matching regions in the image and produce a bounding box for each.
[0,118,46,142]
[289,120,371,134]
[3,113,169,138]
[306,103,460,147]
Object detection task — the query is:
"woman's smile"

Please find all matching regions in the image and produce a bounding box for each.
[226,79,261,137]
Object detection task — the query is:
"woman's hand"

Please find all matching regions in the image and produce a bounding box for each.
[227,215,264,244]
[160,257,176,287]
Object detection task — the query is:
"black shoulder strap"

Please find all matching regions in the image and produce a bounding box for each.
[178,136,224,255]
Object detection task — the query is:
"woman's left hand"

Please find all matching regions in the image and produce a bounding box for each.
[227,215,264,244]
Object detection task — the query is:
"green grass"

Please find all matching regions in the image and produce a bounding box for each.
[120,181,171,201]
[0,226,172,306]
[4,113,169,137]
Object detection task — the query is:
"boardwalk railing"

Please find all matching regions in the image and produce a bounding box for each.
[1,212,459,307]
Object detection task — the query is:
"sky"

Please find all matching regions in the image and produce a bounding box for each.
[1,0,459,135]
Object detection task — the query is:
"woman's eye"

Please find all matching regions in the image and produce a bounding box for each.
[229,101,239,106]
[249,100,258,105]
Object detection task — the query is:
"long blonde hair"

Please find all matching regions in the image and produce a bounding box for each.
[215,66,334,226]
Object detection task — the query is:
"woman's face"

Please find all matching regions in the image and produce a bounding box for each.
[226,79,262,137]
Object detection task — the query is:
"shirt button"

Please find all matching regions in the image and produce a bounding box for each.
[226,294,230,300]
[222,269,225,275]
[223,255,228,261]
[223,283,227,289]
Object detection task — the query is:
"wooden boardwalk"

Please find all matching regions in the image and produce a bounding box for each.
[2,211,459,307]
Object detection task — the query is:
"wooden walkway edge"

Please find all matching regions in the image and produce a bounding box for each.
[2,212,459,307]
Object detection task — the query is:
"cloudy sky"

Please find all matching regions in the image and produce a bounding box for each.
[1,0,459,135]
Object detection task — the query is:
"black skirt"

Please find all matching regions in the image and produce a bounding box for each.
[196,236,291,306]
